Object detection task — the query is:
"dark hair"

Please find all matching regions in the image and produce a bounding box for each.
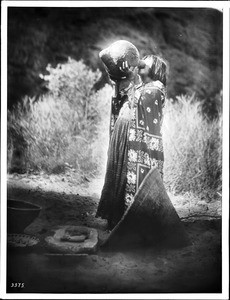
[143,55,167,86]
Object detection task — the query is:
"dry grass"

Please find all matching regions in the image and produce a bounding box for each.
[8,60,222,199]
[162,94,222,199]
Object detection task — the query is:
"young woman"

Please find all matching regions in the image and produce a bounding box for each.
[96,41,143,230]
[96,47,167,230]
[124,55,167,208]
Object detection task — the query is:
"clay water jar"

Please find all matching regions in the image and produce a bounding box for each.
[99,40,141,80]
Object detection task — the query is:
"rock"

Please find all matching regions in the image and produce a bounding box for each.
[45,225,98,254]
[90,217,108,231]
[217,207,222,215]
[197,200,208,211]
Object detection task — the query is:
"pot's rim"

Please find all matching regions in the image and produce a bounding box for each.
[7,199,41,211]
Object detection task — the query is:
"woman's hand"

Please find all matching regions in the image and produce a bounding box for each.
[107,61,132,84]
[111,61,139,97]
[119,61,137,81]
[119,61,130,73]
[118,61,139,92]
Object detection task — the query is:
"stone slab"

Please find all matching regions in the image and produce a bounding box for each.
[45,225,98,254]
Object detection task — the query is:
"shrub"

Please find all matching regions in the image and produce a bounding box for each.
[8,59,112,177]
[40,58,102,134]
[162,94,222,199]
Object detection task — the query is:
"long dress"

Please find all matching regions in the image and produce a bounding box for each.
[124,80,165,207]
[96,80,166,230]
[96,100,132,229]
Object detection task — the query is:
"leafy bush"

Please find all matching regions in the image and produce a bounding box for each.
[40,58,102,134]
[8,59,112,177]
[162,94,222,199]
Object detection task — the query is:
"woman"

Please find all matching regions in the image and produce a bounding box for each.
[124,55,167,208]
[96,41,143,230]
[97,51,189,248]
[96,47,167,230]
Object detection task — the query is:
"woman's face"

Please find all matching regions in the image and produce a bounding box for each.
[139,63,151,83]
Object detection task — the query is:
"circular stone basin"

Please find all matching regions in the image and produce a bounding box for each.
[7,199,41,233]
[45,226,98,254]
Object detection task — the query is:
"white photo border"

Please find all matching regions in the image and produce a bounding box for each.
[1,1,229,299]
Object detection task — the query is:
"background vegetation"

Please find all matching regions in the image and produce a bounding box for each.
[8,7,222,115]
[162,94,222,199]
[8,60,112,179]
[7,7,223,199]
[8,59,222,199]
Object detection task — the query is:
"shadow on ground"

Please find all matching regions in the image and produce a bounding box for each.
[7,181,221,294]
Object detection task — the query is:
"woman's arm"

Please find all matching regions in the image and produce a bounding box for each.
[110,80,128,137]
[109,61,139,136]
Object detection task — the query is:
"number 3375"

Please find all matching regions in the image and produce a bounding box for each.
[11,282,24,288]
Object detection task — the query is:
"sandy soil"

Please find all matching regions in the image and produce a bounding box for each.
[7,172,222,294]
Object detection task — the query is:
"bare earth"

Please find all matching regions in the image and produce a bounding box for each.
[7,172,222,294]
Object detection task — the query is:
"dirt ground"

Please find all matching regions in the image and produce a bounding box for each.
[7,172,222,294]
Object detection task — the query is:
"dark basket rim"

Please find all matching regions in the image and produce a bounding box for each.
[7,199,41,211]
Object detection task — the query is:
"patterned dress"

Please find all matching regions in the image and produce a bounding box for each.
[124,80,165,208]
[96,80,166,230]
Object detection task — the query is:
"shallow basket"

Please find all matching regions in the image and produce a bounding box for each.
[7,233,40,249]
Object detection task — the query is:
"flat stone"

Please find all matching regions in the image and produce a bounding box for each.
[45,225,98,254]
